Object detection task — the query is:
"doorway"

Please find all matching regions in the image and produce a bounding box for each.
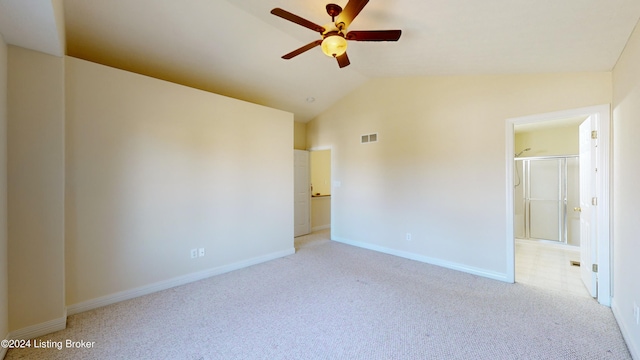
[506,105,611,306]
[309,148,332,232]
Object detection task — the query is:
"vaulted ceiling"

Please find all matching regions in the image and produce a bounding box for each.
[2,0,640,122]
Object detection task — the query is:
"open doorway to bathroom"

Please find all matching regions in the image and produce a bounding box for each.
[310,149,331,233]
[513,120,586,298]
[506,105,611,306]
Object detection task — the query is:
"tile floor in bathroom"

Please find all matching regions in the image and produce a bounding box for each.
[515,239,591,298]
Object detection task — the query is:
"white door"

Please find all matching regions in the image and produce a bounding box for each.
[579,116,597,298]
[294,150,310,237]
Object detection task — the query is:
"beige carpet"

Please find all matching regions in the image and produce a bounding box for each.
[5,230,631,359]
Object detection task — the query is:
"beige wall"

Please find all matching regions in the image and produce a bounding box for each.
[311,196,331,231]
[515,124,579,157]
[0,34,8,343]
[612,18,640,358]
[7,46,66,331]
[310,150,331,196]
[65,57,294,306]
[294,121,307,150]
[310,149,331,230]
[307,73,611,278]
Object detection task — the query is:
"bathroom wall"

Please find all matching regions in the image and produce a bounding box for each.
[310,150,331,196]
[515,121,581,157]
[311,197,331,231]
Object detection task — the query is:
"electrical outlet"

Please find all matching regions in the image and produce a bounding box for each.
[190,249,198,259]
[198,248,205,257]
[406,233,412,241]
[634,302,639,325]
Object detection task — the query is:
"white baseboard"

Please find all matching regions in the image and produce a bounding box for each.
[67,247,295,316]
[311,224,330,232]
[332,236,508,282]
[8,311,67,341]
[611,300,639,360]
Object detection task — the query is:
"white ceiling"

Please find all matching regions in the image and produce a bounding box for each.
[0,0,64,56]
[2,0,640,122]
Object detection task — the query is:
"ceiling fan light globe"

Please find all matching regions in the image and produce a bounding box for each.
[321,35,347,57]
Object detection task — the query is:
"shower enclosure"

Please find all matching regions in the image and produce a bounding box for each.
[514,156,580,246]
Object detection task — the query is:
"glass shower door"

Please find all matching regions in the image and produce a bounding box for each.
[515,156,577,243]
[528,158,563,242]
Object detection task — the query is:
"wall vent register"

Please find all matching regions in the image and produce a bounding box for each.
[361,133,378,144]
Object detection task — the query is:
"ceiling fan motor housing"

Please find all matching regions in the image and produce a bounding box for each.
[326,4,343,22]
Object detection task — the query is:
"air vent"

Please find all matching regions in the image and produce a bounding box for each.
[361,133,378,144]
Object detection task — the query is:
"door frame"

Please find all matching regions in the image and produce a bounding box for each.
[505,104,611,306]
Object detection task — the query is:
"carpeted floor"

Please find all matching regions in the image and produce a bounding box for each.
[5,230,632,359]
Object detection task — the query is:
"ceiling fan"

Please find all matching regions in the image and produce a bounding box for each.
[270,0,402,68]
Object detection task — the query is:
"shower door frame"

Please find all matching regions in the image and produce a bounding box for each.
[516,155,577,244]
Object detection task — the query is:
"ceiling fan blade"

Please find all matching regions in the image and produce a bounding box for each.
[346,30,402,41]
[271,8,325,33]
[337,0,369,29]
[282,40,323,59]
[336,52,350,68]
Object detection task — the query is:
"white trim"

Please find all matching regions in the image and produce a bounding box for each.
[333,236,508,282]
[67,247,295,316]
[311,224,330,232]
[505,104,611,306]
[612,300,639,359]
[8,311,67,340]
[594,108,611,306]
[505,121,516,283]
